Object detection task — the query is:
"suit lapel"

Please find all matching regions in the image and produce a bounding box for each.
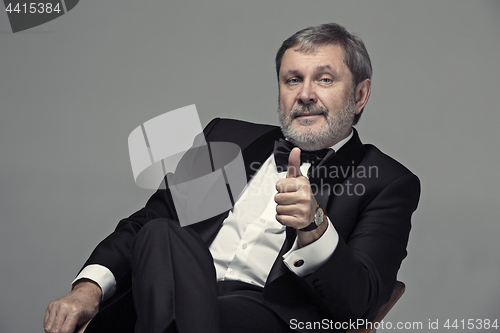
[266,226,297,286]
[188,126,284,245]
[241,127,284,182]
[311,128,366,210]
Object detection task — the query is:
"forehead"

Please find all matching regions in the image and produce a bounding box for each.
[280,44,348,76]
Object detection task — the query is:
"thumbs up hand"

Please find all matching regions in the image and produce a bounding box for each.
[275,147,328,247]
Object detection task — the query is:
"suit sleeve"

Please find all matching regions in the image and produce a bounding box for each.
[301,172,420,321]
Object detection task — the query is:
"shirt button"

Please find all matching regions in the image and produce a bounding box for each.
[260,219,266,223]
[242,243,248,250]
[294,259,305,267]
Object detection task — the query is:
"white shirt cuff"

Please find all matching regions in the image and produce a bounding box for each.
[72,264,116,301]
[282,219,339,276]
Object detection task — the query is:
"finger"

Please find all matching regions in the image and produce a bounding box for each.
[43,307,50,328]
[51,311,68,333]
[276,180,299,193]
[287,147,302,178]
[275,183,312,204]
[276,177,309,193]
[275,213,295,225]
[60,312,80,333]
[277,200,311,218]
[275,192,292,205]
[275,192,306,205]
[275,213,304,228]
[276,203,301,216]
[276,211,313,230]
[44,304,58,332]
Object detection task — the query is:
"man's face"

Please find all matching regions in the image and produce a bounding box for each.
[278,44,358,151]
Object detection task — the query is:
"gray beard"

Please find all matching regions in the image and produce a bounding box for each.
[278,93,356,151]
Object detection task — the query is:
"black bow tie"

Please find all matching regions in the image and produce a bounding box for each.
[273,139,335,173]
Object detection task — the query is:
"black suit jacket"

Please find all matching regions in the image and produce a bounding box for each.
[83,118,420,332]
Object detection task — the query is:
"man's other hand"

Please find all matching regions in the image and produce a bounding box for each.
[275,148,327,247]
[44,279,101,333]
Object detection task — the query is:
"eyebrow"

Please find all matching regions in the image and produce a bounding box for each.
[285,69,301,77]
[284,65,337,77]
[316,65,334,72]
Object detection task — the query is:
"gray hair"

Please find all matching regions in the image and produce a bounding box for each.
[275,23,372,124]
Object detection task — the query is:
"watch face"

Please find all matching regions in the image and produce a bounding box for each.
[316,208,324,226]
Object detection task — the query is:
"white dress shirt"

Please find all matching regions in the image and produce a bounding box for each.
[74,131,353,300]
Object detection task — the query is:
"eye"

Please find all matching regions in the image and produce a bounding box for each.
[287,78,300,84]
[320,77,333,83]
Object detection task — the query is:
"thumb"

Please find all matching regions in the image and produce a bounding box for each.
[287,147,302,178]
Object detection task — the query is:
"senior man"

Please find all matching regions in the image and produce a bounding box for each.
[44,23,420,333]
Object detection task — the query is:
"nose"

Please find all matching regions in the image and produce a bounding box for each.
[298,81,317,105]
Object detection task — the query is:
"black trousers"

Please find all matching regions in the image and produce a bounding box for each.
[129,218,293,333]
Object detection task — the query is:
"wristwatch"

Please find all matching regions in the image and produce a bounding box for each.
[300,204,324,231]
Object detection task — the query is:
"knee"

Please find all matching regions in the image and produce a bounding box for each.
[132,218,177,250]
[129,218,176,267]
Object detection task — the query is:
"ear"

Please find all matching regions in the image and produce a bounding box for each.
[354,79,371,114]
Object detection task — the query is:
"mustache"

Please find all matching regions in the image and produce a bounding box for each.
[289,105,328,119]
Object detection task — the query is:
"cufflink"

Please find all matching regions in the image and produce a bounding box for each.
[293,259,305,267]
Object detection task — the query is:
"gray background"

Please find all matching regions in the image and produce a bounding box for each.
[1,1,499,332]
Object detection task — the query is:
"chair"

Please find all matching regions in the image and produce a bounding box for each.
[346,281,406,333]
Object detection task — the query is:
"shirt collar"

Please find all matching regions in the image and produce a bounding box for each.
[330,128,353,152]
